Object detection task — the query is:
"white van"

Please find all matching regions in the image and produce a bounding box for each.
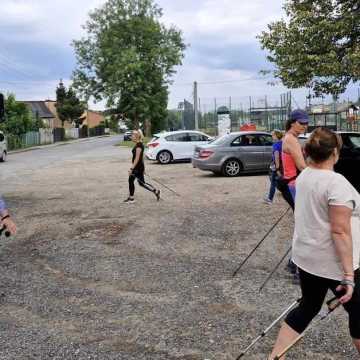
[0,131,7,162]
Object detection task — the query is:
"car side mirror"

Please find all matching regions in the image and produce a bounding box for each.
[0,93,5,123]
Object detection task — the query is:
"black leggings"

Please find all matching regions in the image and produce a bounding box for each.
[128,170,156,196]
[285,268,360,339]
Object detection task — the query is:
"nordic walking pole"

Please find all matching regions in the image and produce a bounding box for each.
[233,207,290,277]
[144,173,181,197]
[273,296,341,360]
[235,298,301,359]
[258,246,292,292]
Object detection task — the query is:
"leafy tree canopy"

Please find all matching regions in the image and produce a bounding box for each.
[56,80,87,128]
[0,94,38,136]
[259,0,360,96]
[72,0,186,132]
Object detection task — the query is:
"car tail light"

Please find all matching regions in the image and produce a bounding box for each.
[148,142,159,148]
[199,149,214,159]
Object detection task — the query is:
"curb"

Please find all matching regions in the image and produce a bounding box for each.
[8,135,112,155]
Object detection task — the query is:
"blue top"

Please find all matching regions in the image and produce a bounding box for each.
[0,196,6,213]
[272,141,282,163]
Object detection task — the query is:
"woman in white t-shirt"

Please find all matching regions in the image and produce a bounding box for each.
[269,127,360,359]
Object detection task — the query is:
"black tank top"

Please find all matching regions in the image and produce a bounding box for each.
[132,142,145,171]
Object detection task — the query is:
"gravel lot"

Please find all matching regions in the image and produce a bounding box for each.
[0,141,358,359]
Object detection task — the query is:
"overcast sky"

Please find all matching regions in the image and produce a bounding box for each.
[0,0,358,111]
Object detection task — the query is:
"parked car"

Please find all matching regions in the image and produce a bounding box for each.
[0,131,7,162]
[192,131,273,176]
[123,131,133,141]
[146,130,213,164]
[300,131,360,192]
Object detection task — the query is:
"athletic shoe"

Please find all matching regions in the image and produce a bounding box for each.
[124,197,135,203]
[292,272,300,285]
[155,189,161,201]
[263,198,272,205]
[286,259,297,274]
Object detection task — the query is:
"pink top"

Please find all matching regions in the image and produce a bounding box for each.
[282,151,297,185]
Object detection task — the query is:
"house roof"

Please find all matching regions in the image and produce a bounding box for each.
[22,101,55,119]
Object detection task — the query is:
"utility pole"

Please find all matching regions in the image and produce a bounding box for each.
[194,81,198,130]
[182,99,185,129]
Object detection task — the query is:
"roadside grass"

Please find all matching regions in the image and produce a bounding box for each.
[115,137,151,148]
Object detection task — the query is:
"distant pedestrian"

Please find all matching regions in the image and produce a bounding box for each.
[124,130,160,203]
[264,130,283,204]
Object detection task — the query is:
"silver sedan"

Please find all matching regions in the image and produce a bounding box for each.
[192,131,273,176]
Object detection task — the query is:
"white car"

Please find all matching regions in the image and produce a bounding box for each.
[0,131,7,162]
[146,130,213,164]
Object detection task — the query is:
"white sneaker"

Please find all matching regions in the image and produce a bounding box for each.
[263,198,272,205]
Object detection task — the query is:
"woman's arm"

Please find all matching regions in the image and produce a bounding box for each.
[287,136,307,171]
[329,204,354,303]
[274,150,280,172]
[0,196,17,235]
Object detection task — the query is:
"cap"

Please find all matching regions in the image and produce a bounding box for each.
[290,109,309,124]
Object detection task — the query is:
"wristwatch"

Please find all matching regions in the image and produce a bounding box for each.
[341,278,355,288]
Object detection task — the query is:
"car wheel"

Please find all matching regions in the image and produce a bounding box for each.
[222,159,242,176]
[0,151,6,162]
[157,150,172,164]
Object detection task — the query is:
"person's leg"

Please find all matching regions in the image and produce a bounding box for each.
[269,269,329,359]
[128,175,135,197]
[137,172,160,200]
[286,183,299,283]
[124,174,136,202]
[330,270,360,354]
[287,184,296,204]
[268,171,277,202]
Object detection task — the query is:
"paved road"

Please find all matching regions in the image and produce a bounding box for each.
[1,135,124,186]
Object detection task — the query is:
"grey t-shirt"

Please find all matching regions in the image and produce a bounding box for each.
[292,167,360,281]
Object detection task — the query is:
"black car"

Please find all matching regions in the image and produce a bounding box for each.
[300,131,360,192]
[335,132,360,192]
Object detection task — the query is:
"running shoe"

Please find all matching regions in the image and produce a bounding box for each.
[124,197,135,203]
[155,189,161,201]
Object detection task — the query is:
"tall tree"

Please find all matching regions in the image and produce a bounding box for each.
[0,94,35,136]
[56,80,86,128]
[72,0,186,135]
[259,0,360,97]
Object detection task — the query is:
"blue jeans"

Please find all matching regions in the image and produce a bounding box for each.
[267,170,277,201]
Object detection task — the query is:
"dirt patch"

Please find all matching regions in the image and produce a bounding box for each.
[75,221,131,243]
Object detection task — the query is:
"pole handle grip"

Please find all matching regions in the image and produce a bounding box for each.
[326,296,342,311]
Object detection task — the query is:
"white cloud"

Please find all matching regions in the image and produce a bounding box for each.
[160,0,283,45]
[0,0,105,45]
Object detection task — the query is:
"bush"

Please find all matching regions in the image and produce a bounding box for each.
[7,134,22,150]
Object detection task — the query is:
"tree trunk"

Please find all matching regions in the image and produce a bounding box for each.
[134,113,139,129]
[144,119,151,138]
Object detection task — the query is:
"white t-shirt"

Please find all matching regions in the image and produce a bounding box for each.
[292,167,360,281]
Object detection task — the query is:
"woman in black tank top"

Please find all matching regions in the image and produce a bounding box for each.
[124,130,160,203]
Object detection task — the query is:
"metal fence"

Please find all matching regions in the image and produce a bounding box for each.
[179,93,292,135]
[7,127,84,151]
[174,92,359,135]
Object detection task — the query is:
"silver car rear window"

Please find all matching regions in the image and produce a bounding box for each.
[210,135,229,145]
